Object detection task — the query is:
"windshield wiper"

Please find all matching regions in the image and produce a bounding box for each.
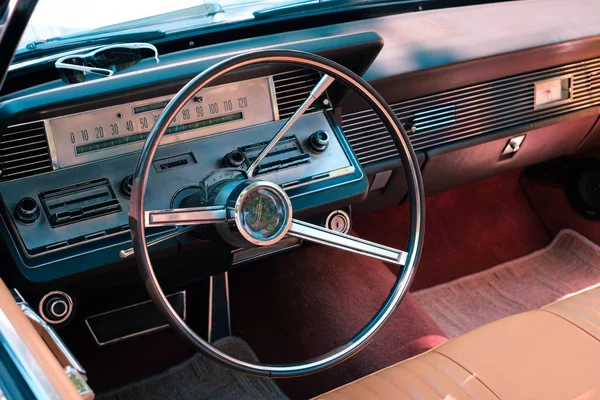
[13,4,224,63]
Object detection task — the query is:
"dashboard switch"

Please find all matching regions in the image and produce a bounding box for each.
[308,130,329,152]
[121,175,134,198]
[222,150,246,168]
[15,197,40,224]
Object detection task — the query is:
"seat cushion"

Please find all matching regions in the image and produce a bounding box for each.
[315,286,600,400]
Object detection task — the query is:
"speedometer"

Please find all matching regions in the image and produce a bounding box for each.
[48,77,277,168]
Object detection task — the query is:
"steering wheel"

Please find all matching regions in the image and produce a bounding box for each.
[129,50,425,378]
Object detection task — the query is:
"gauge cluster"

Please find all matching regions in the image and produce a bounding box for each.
[48,77,276,168]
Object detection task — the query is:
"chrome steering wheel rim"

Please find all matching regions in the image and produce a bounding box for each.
[129,50,425,378]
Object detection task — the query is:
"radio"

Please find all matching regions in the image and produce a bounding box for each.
[40,178,121,227]
[238,135,312,175]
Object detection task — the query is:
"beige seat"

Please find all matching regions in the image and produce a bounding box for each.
[315,286,600,400]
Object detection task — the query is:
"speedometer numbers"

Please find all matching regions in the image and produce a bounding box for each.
[49,77,276,168]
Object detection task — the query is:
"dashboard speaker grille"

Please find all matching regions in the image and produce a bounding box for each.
[273,69,322,119]
[343,57,600,166]
[0,121,53,181]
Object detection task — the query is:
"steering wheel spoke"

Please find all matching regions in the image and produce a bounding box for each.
[144,205,229,227]
[246,74,335,177]
[288,219,407,266]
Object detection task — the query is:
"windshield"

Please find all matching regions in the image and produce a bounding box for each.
[16,0,503,59]
[18,0,299,51]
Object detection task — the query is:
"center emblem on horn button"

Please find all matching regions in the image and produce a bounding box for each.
[234,181,292,246]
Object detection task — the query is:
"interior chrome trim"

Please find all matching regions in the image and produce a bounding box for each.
[0,306,61,399]
[232,180,293,246]
[268,75,280,121]
[144,205,228,227]
[84,291,186,347]
[43,120,59,170]
[14,290,85,380]
[38,291,73,325]
[288,219,407,265]
[247,74,334,177]
[119,225,198,259]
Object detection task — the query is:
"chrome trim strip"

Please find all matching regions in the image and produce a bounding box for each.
[268,75,280,121]
[288,219,407,265]
[0,307,60,399]
[15,292,85,379]
[119,225,197,259]
[247,74,334,177]
[84,291,186,347]
[43,120,59,170]
[144,205,228,227]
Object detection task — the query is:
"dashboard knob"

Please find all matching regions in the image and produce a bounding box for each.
[39,291,73,324]
[121,175,134,198]
[308,130,329,153]
[15,197,40,224]
[222,150,246,168]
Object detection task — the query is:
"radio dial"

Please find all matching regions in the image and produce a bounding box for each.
[222,150,246,168]
[308,130,329,152]
[15,197,40,224]
[121,175,134,198]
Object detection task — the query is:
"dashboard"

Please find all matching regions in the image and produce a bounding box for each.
[0,56,373,281]
[2,0,600,285]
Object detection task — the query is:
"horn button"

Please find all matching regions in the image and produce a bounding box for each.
[233,181,293,246]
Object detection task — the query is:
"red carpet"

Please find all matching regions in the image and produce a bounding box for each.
[229,244,447,399]
[353,171,552,290]
[520,174,600,245]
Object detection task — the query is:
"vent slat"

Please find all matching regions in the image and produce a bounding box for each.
[273,69,324,119]
[0,121,52,181]
[343,56,600,165]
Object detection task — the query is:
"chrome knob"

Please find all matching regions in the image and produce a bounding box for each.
[222,150,246,168]
[39,291,73,324]
[15,197,40,224]
[308,130,329,152]
[121,175,134,198]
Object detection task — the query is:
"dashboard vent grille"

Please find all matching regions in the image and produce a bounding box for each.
[273,69,322,119]
[0,121,53,181]
[343,57,600,165]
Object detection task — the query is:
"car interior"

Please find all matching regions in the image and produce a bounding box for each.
[1,0,600,398]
